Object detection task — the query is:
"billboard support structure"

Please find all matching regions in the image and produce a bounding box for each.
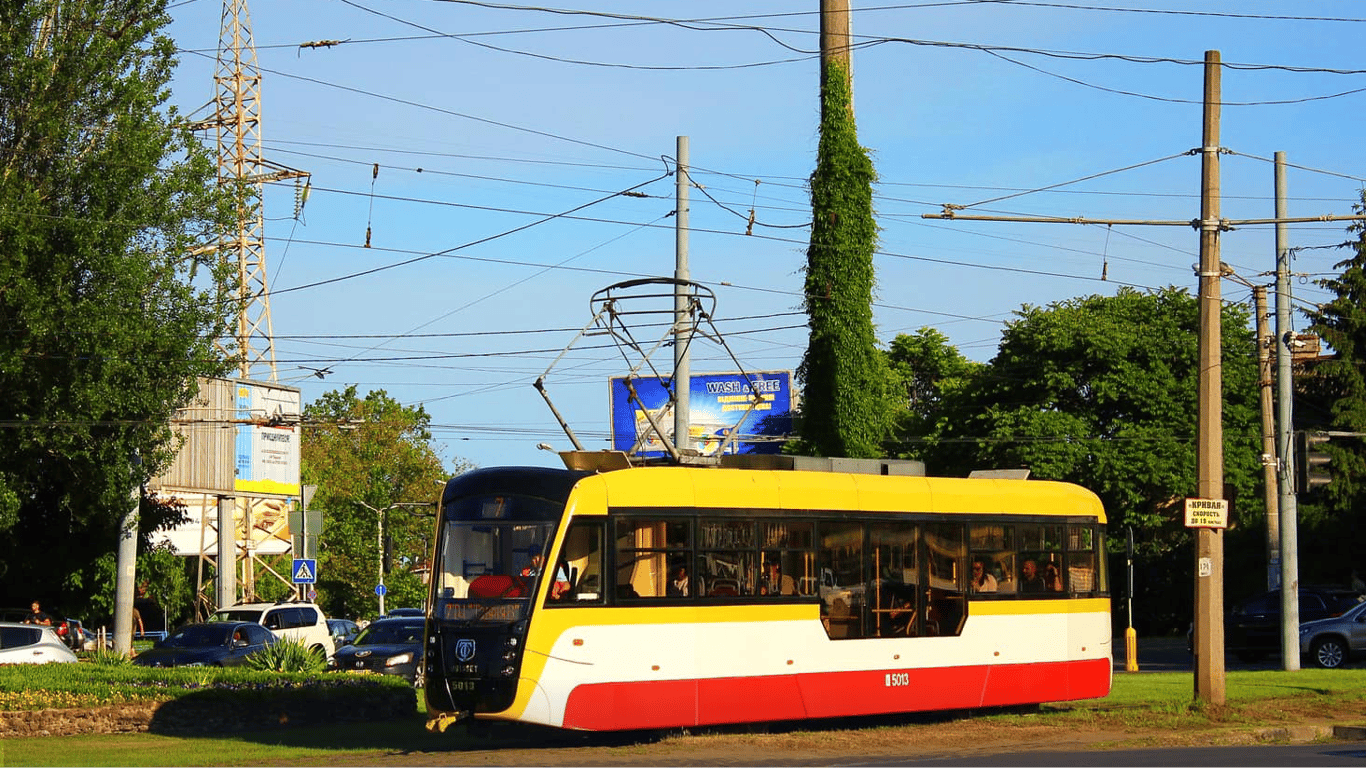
[148,377,302,612]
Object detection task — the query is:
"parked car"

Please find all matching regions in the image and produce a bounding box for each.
[1299,598,1366,668]
[211,601,335,658]
[328,616,425,685]
[1223,587,1364,662]
[53,617,84,651]
[0,622,79,665]
[78,627,112,652]
[132,622,277,668]
[327,618,359,646]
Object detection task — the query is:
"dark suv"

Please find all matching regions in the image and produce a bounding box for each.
[1224,587,1364,662]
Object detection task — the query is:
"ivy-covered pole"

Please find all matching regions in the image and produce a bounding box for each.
[796,60,890,459]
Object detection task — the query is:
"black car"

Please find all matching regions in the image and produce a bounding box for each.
[1223,587,1364,662]
[328,617,425,685]
[132,621,277,668]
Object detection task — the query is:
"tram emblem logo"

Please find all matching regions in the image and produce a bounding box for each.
[455,638,476,662]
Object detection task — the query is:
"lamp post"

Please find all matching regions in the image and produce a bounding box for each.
[355,500,436,618]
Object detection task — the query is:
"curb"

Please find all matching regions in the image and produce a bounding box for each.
[1249,724,1366,743]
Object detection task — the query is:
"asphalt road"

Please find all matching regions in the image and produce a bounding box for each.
[1118,633,1366,672]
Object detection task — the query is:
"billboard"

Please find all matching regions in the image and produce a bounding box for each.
[147,494,293,556]
[233,383,301,497]
[610,371,794,457]
[149,377,301,499]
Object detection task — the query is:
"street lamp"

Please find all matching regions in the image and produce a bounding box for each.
[355,500,436,617]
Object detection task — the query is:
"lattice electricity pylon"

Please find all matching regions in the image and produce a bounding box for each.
[535,278,767,465]
[189,0,308,382]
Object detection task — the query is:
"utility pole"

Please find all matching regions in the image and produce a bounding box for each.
[113,458,140,656]
[820,0,853,116]
[674,136,691,451]
[1253,286,1280,592]
[1275,151,1302,670]
[1193,49,1226,706]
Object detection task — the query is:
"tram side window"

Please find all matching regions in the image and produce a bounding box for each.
[1018,524,1065,594]
[1066,525,1098,595]
[969,524,1015,595]
[869,522,918,638]
[697,519,755,598]
[615,518,690,599]
[757,520,815,597]
[818,521,865,639]
[551,520,604,605]
[925,523,967,636]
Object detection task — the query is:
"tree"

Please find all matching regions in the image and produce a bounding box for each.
[908,288,1263,631]
[796,61,891,459]
[884,327,981,461]
[924,288,1262,544]
[0,0,237,614]
[302,386,461,619]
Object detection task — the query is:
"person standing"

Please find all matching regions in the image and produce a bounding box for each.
[23,600,51,625]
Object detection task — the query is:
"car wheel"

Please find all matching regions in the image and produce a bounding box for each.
[1311,637,1348,669]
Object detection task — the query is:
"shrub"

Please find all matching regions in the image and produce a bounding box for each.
[245,637,327,674]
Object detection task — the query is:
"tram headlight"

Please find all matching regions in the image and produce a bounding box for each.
[504,636,519,649]
[500,665,516,677]
[501,650,518,662]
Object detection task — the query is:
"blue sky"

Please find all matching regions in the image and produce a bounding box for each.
[164,1,1366,473]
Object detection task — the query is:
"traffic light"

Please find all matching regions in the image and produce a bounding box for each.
[1296,430,1333,493]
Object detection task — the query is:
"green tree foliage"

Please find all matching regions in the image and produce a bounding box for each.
[1300,193,1366,564]
[796,62,891,459]
[302,386,460,620]
[88,540,192,629]
[0,0,236,613]
[884,327,981,461]
[922,287,1262,551]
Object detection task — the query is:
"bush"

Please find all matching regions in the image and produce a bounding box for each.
[244,637,327,674]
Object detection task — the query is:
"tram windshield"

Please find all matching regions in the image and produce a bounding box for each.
[432,492,562,624]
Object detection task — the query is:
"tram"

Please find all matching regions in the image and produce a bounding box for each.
[423,454,1111,732]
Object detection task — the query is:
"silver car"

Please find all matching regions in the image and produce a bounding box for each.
[0,622,79,664]
[1299,597,1366,668]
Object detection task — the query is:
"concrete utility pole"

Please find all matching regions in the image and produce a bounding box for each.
[674,136,691,451]
[1193,49,1226,706]
[1275,151,1302,670]
[113,462,139,656]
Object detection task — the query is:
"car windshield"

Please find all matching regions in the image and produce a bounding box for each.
[161,625,232,648]
[355,621,423,645]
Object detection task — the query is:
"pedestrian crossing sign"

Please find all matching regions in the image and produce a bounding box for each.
[292,558,317,584]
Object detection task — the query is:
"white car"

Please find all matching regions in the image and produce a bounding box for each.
[211,601,335,657]
[0,622,79,664]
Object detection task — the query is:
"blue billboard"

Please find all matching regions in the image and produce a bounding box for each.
[609,371,794,457]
